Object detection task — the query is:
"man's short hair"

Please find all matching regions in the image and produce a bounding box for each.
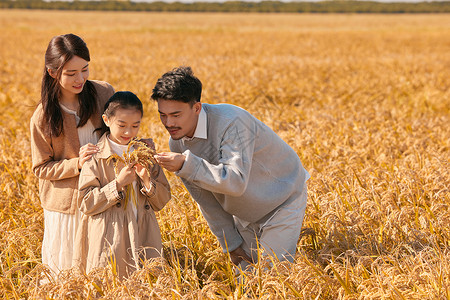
[151,66,202,104]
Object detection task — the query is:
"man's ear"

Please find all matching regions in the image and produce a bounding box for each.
[47,68,57,79]
[194,102,202,114]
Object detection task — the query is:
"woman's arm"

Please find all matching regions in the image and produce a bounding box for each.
[30,113,80,180]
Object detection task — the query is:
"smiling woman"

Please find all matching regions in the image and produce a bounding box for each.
[29,33,115,276]
[52,56,90,107]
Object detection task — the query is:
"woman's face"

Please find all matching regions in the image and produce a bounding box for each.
[51,55,89,98]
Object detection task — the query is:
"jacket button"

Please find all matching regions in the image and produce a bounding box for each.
[144,204,150,210]
[116,202,121,208]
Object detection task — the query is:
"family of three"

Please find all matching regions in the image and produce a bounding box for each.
[30,33,310,278]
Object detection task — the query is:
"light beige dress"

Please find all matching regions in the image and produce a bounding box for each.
[73,133,171,278]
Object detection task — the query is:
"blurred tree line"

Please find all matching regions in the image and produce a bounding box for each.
[0,0,449,13]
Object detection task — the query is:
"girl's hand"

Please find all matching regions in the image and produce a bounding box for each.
[140,138,155,151]
[78,143,99,169]
[135,163,152,189]
[134,163,149,179]
[116,163,136,191]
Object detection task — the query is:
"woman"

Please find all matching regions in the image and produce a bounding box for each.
[30,33,114,275]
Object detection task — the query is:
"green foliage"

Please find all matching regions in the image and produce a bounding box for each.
[0,0,449,13]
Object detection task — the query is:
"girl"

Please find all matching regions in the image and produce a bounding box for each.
[30,34,115,275]
[73,91,171,278]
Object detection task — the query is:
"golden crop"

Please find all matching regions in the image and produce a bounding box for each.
[106,138,158,208]
[0,10,449,299]
[106,139,158,175]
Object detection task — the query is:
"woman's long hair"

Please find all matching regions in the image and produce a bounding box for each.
[40,33,97,137]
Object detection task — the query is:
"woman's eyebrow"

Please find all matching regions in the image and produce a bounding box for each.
[65,63,89,72]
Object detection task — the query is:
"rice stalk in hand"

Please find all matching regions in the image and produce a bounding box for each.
[106,138,158,208]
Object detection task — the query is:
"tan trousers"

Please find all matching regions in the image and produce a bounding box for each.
[234,182,307,269]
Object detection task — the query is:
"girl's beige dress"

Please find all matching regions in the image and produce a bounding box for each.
[73,133,171,278]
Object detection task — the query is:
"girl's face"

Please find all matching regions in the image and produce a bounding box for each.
[50,55,89,98]
[102,108,142,145]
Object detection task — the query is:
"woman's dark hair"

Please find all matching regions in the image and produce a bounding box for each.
[100,91,144,134]
[151,66,202,105]
[40,33,97,137]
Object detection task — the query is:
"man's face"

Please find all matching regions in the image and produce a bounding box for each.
[157,99,201,140]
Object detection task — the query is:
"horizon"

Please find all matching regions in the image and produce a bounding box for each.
[41,0,450,2]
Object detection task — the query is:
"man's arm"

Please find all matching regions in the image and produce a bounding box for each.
[157,121,257,197]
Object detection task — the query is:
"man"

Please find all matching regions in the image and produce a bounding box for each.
[152,66,309,268]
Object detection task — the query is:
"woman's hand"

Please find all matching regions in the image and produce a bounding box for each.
[116,163,136,191]
[78,143,99,169]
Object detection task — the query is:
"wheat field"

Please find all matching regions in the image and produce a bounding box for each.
[0,10,449,299]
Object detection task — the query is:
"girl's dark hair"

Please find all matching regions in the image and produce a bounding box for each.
[40,33,97,137]
[100,91,144,134]
[151,66,202,105]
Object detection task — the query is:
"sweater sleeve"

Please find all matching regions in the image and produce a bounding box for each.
[176,120,255,197]
[139,164,171,211]
[30,112,80,180]
[78,157,122,216]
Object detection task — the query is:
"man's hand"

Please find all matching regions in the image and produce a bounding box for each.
[154,152,186,172]
[229,246,253,266]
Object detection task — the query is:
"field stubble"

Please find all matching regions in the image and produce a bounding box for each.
[0,10,449,299]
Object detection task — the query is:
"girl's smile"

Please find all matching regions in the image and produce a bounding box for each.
[102,108,142,145]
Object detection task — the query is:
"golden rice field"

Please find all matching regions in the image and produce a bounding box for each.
[0,9,449,299]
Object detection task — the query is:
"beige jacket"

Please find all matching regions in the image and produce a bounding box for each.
[73,133,171,278]
[30,80,115,214]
